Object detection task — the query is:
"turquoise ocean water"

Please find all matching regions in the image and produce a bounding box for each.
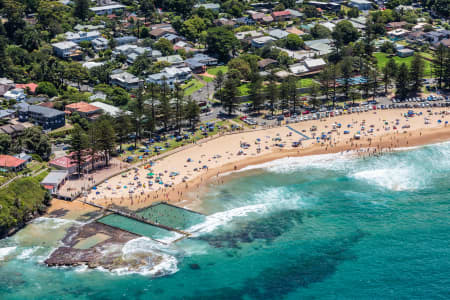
[0,142,449,299]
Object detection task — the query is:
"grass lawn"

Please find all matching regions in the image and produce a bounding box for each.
[374,52,432,76]
[182,79,204,96]
[297,78,316,88]
[201,75,214,83]
[237,83,251,96]
[207,66,228,76]
[418,52,433,60]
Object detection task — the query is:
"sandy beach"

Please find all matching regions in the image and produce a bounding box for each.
[59,107,450,213]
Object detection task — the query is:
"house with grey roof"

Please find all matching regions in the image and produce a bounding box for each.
[91,101,124,117]
[110,71,143,90]
[115,36,138,46]
[92,37,108,51]
[65,31,101,44]
[0,78,14,96]
[51,41,81,59]
[41,170,68,194]
[194,3,220,12]
[252,36,277,48]
[304,39,333,55]
[157,55,184,66]
[89,4,125,15]
[146,67,192,88]
[184,54,218,73]
[17,104,65,130]
[349,0,372,10]
[269,29,289,40]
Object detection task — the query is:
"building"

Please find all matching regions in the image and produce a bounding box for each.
[349,0,372,10]
[157,55,184,66]
[433,38,450,49]
[251,13,266,22]
[214,18,236,27]
[0,123,25,138]
[235,30,263,40]
[272,10,292,22]
[49,152,105,175]
[115,36,138,46]
[15,153,32,163]
[289,63,309,75]
[388,29,410,40]
[251,36,276,48]
[150,27,176,39]
[258,58,278,70]
[91,101,124,117]
[0,78,14,96]
[146,67,192,88]
[0,109,16,120]
[386,21,407,31]
[89,4,126,15]
[91,37,109,51]
[41,170,68,194]
[65,31,101,44]
[15,83,37,94]
[194,3,220,12]
[304,58,326,71]
[424,30,450,43]
[286,27,305,36]
[304,38,333,55]
[184,54,218,73]
[18,104,65,131]
[0,155,26,172]
[82,61,105,70]
[110,71,143,90]
[269,29,289,39]
[65,102,102,120]
[51,41,81,59]
[286,8,304,18]
[397,48,414,57]
[4,88,26,101]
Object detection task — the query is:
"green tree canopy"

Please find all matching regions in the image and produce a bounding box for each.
[206,27,239,62]
[285,34,304,50]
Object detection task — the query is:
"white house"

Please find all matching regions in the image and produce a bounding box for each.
[51,41,80,59]
[110,71,144,90]
[146,67,192,88]
[65,31,101,43]
[251,36,276,48]
[349,0,372,10]
[91,37,109,51]
[91,101,124,117]
[89,4,125,15]
[4,88,26,101]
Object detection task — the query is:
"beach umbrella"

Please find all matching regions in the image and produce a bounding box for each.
[147,172,154,176]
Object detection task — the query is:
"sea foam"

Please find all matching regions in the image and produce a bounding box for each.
[108,237,180,277]
[0,246,17,260]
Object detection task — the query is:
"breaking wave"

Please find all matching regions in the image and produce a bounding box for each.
[108,237,180,277]
[0,246,16,260]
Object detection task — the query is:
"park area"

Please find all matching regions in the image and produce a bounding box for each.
[374,52,433,76]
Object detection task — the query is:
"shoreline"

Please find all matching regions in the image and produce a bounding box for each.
[180,125,450,211]
[75,107,450,214]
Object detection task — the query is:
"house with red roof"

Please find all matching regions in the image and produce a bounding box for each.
[65,101,102,120]
[0,155,26,172]
[272,10,292,22]
[49,151,106,175]
[15,83,38,94]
